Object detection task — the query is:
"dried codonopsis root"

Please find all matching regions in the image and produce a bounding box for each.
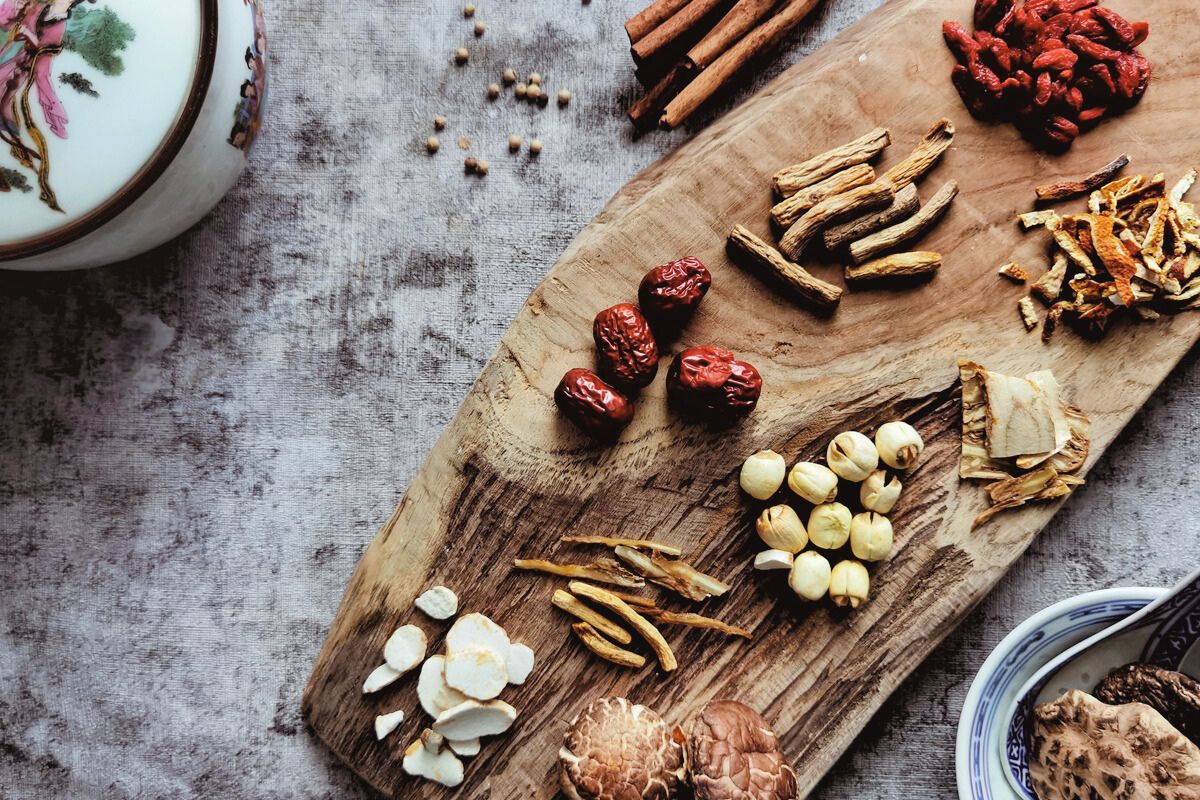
[772,127,890,197]
[513,557,645,588]
[613,545,730,602]
[883,119,955,189]
[552,589,633,645]
[971,465,1084,529]
[638,608,752,639]
[568,580,677,672]
[848,181,959,264]
[571,622,646,669]
[726,224,842,311]
[559,535,682,556]
[823,183,920,251]
[770,164,876,229]
[1035,154,1130,203]
[845,251,941,285]
[779,181,896,259]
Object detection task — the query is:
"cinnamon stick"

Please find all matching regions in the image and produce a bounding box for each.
[626,0,692,44]
[629,64,693,129]
[686,0,779,71]
[632,0,729,65]
[660,0,825,130]
[727,224,842,311]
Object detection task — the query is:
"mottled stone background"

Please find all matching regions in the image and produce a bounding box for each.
[2,0,1198,797]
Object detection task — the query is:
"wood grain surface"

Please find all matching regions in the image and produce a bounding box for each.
[302,0,1200,796]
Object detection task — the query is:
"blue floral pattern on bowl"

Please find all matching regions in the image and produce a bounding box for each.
[956,588,1164,800]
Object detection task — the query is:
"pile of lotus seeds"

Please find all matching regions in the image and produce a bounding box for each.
[738,421,925,609]
[424,4,572,176]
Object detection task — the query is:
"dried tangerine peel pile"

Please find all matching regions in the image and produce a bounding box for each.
[1018,169,1200,339]
[959,360,1090,528]
[943,0,1151,151]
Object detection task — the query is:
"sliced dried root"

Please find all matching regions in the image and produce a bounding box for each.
[726,224,842,311]
[779,180,895,260]
[613,545,730,602]
[848,180,958,264]
[560,535,682,556]
[770,164,876,229]
[571,622,647,668]
[1035,154,1129,203]
[845,251,941,285]
[971,465,1085,530]
[552,589,633,645]
[513,557,645,588]
[638,608,752,639]
[823,183,920,251]
[569,580,677,672]
[772,127,890,197]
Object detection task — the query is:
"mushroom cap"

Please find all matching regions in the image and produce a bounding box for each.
[559,697,686,800]
[687,700,797,800]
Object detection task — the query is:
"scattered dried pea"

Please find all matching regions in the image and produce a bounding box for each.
[529,138,543,155]
[501,67,516,85]
[426,136,440,154]
[486,83,500,100]
[526,84,542,101]
[528,72,542,86]
[463,3,475,16]
[475,159,489,176]
[508,134,523,152]
[464,156,478,173]
[474,20,485,36]
[433,115,447,130]
[514,83,527,99]
[454,47,469,65]
[557,89,571,106]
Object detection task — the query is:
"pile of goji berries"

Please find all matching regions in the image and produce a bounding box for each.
[943,0,1151,152]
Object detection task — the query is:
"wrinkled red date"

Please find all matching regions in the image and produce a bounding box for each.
[637,257,712,329]
[555,368,635,439]
[666,346,762,423]
[592,303,659,390]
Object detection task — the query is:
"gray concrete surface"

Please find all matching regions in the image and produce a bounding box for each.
[3,0,1199,797]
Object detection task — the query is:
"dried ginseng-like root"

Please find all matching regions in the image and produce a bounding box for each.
[513,557,645,588]
[844,251,941,285]
[848,181,959,264]
[824,184,921,250]
[638,608,752,639]
[612,545,730,601]
[882,119,955,189]
[560,535,683,556]
[772,127,890,197]
[779,181,896,259]
[770,164,876,229]
[726,225,842,312]
[552,589,633,644]
[571,622,646,668]
[1035,154,1130,203]
[569,580,676,671]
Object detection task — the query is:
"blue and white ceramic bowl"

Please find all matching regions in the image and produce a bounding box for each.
[955,586,1165,800]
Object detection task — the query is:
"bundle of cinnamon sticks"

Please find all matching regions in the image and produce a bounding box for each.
[626,0,825,130]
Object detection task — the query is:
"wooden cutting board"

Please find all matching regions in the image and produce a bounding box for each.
[303,0,1200,796]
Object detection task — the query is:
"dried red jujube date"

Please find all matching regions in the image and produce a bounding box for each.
[638,257,712,329]
[666,346,762,423]
[555,368,634,440]
[592,303,659,390]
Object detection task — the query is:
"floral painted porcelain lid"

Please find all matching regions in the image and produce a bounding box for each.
[0,1,207,249]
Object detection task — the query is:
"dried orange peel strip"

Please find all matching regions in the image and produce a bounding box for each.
[569,580,677,672]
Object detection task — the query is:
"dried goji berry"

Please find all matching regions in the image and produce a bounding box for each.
[1056,0,1098,13]
[1040,12,1072,41]
[968,54,1003,93]
[1066,86,1084,110]
[1035,70,1053,106]
[1032,47,1078,70]
[942,21,981,62]
[1091,62,1116,95]
[1130,21,1149,47]
[1067,33,1121,61]
[1092,6,1134,45]
[1078,106,1107,122]
[974,0,1015,30]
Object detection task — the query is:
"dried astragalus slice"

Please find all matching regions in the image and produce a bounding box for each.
[512,556,645,588]
[971,466,1084,529]
[559,534,682,556]
[612,545,729,602]
[638,608,752,639]
[980,369,1065,459]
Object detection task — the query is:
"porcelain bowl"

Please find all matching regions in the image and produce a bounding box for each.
[955,586,1166,800]
[0,0,266,271]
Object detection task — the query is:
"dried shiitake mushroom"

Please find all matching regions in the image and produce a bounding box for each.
[559,697,687,800]
[686,700,798,800]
